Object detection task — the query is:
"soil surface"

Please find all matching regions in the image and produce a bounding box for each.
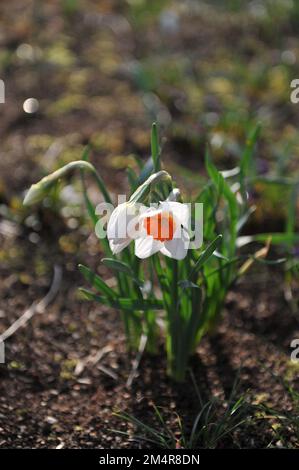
[0,236,298,448]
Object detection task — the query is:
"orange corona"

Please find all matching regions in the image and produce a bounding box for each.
[144,211,175,242]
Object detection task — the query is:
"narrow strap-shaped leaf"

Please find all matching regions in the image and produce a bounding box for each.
[247,175,299,186]
[126,167,138,192]
[79,288,164,311]
[237,233,299,246]
[151,122,160,172]
[102,257,144,288]
[80,169,99,227]
[178,280,200,290]
[252,257,286,265]
[151,255,170,290]
[205,148,223,194]
[240,123,261,187]
[137,157,154,185]
[101,258,134,276]
[190,235,223,279]
[237,206,256,233]
[206,150,238,257]
[286,184,299,246]
[78,264,117,299]
[81,143,91,162]
[221,177,238,246]
[239,123,260,211]
[213,250,229,261]
[79,146,110,253]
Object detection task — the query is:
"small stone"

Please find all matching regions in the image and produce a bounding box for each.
[45,416,57,425]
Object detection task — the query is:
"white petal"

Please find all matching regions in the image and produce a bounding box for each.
[160,231,189,260]
[135,236,162,259]
[107,203,128,240]
[159,201,190,228]
[107,202,139,242]
[109,237,131,255]
[126,204,150,240]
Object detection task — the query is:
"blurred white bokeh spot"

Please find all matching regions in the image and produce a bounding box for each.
[23,97,39,114]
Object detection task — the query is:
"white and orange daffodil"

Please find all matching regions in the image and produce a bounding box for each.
[107,200,190,260]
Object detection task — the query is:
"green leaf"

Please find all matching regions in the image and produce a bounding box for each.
[101,257,143,286]
[151,122,160,172]
[151,255,171,308]
[133,154,144,170]
[79,147,110,252]
[79,288,164,311]
[237,206,256,233]
[178,280,200,290]
[237,233,299,246]
[213,250,229,261]
[81,144,91,162]
[79,167,98,227]
[205,148,223,194]
[252,257,286,265]
[239,123,261,205]
[190,235,223,279]
[248,175,298,186]
[126,167,138,192]
[137,158,154,185]
[240,123,261,187]
[286,184,298,244]
[205,150,239,255]
[78,264,117,299]
[101,258,134,276]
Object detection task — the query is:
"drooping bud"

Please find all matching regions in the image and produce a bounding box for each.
[129,170,172,204]
[23,160,99,206]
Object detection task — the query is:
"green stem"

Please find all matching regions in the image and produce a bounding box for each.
[167,259,180,379]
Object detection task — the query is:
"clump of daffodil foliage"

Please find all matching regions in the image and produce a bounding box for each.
[24,123,278,382]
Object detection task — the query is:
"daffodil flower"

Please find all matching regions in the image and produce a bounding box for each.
[135,201,190,260]
[107,200,190,260]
